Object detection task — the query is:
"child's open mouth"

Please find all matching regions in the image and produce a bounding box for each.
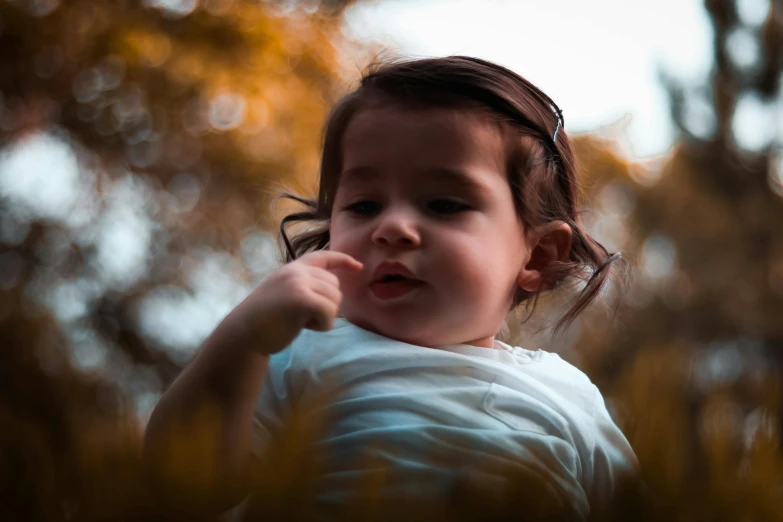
[370,275,425,300]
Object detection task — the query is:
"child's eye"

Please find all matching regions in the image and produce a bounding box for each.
[428,200,470,214]
[344,200,381,215]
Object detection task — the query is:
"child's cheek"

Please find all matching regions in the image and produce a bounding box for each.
[337,269,363,302]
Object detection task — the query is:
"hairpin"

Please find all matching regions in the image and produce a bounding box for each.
[551,103,564,142]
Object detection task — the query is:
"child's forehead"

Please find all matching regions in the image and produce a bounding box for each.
[346,103,497,133]
[341,107,509,173]
[338,165,494,194]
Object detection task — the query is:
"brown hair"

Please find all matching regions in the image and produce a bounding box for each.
[276,56,619,335]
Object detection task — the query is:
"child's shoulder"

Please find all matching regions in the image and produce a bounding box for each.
[534,350,594,387]
[499,339,591,381]
[501,343,600,413]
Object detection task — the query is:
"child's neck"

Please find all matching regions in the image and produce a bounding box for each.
[342,316,498,349]
[460,335,496,349]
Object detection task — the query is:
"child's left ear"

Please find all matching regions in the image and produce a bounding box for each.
[517,221,573,293]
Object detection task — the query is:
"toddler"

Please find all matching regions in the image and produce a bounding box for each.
[145,56,638,521]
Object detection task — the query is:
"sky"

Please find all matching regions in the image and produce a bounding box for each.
[342,0,717,158]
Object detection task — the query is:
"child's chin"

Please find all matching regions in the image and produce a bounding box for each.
[375,323,441,348]
[343,313,427,344]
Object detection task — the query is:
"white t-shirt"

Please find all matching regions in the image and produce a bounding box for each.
[253,318,636,519]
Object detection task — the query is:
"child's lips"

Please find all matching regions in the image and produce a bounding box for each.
[371,261,420,283]
[369,278,426,300]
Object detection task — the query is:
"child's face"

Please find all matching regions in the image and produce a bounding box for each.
[329,106,532,348]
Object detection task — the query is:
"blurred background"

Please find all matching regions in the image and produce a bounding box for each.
[2,0,783,520]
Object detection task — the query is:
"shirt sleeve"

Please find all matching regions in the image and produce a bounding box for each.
[584,386,639,512]
[251,344,298,455]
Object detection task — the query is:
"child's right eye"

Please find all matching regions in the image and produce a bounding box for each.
[345,201,381,215]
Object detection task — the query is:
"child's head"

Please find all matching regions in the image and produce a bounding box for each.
[278,56,617,348]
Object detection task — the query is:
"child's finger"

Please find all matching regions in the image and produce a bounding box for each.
[307,278,341,306]
[303,250,363,272]
[308,267,340,289]
[302,293,339,332]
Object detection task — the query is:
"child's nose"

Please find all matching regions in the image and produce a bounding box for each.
[370,208,421,247]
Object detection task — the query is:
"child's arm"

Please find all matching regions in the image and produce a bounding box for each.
[142,250,362,514]
[585,386,639,515]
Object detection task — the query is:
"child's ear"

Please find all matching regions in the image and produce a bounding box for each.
[517,221,573,293]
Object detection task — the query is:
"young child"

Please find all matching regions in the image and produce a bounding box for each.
[144,56,637,521]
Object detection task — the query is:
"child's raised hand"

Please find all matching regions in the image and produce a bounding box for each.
[238,250,363,355]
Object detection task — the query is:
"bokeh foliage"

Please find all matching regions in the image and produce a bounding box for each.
[2,0,783,520]
[549,0,783,519]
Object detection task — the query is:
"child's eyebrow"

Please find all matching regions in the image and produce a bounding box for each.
[341,166,490,193]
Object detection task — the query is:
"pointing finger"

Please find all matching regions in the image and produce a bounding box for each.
[303,250,363,272]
